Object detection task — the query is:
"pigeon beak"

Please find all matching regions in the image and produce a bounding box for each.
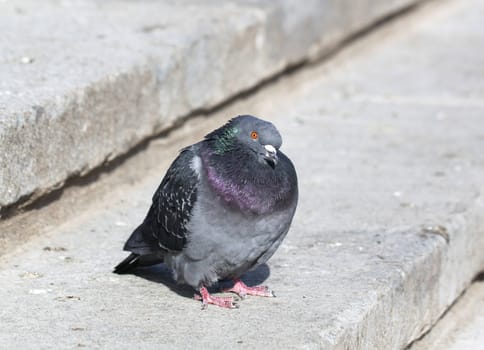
[263,144,278,167]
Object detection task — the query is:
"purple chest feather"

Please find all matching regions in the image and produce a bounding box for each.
[205,164,274,215]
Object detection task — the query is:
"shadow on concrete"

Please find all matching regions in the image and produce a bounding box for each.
[474,271,484,281]
[131,262,271,299]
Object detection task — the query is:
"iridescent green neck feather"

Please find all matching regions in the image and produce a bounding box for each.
[213,126,239,154]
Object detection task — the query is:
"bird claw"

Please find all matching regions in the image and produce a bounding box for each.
[194,280,275,309]
[224,279,276,298]
[195,287,239,309]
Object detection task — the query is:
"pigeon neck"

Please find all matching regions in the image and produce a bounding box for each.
[201,146,290,215]
[207,126,239,155]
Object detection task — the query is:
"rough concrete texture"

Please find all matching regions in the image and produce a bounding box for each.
[1,0,483,348]
[410,279,484,350]
[0,0,423,212]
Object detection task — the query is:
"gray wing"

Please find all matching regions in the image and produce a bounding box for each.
[148,147,199,252]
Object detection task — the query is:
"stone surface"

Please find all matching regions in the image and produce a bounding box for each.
[409,279,484,350]
[0,0,483,349]
[0,0,422,212]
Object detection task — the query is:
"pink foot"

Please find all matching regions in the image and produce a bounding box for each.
[224,279,275,298]
[194,286,239,309]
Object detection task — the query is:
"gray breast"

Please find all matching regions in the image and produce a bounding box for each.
[164,173,296,289]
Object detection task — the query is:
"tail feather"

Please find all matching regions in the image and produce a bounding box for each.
[113,253,140,274]
[114,216,165,274]
[124,219,158,255]
[114,252,165,274]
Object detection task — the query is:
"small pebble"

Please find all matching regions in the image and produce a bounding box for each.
[20,56,34,64]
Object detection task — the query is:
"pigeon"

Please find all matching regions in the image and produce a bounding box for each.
[114,115,298,308]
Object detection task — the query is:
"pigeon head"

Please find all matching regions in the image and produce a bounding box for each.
[205,115,283,168]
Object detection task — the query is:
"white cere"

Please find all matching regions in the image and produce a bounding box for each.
[264,144,277,155]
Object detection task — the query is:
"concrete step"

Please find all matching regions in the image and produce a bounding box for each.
[409,277,484,350]
[1,0,484,349]
[0,0,420,214]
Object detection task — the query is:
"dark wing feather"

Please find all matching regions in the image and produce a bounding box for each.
[149,147,199,252]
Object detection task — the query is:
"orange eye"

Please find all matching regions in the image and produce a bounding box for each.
[250,131,258,139]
